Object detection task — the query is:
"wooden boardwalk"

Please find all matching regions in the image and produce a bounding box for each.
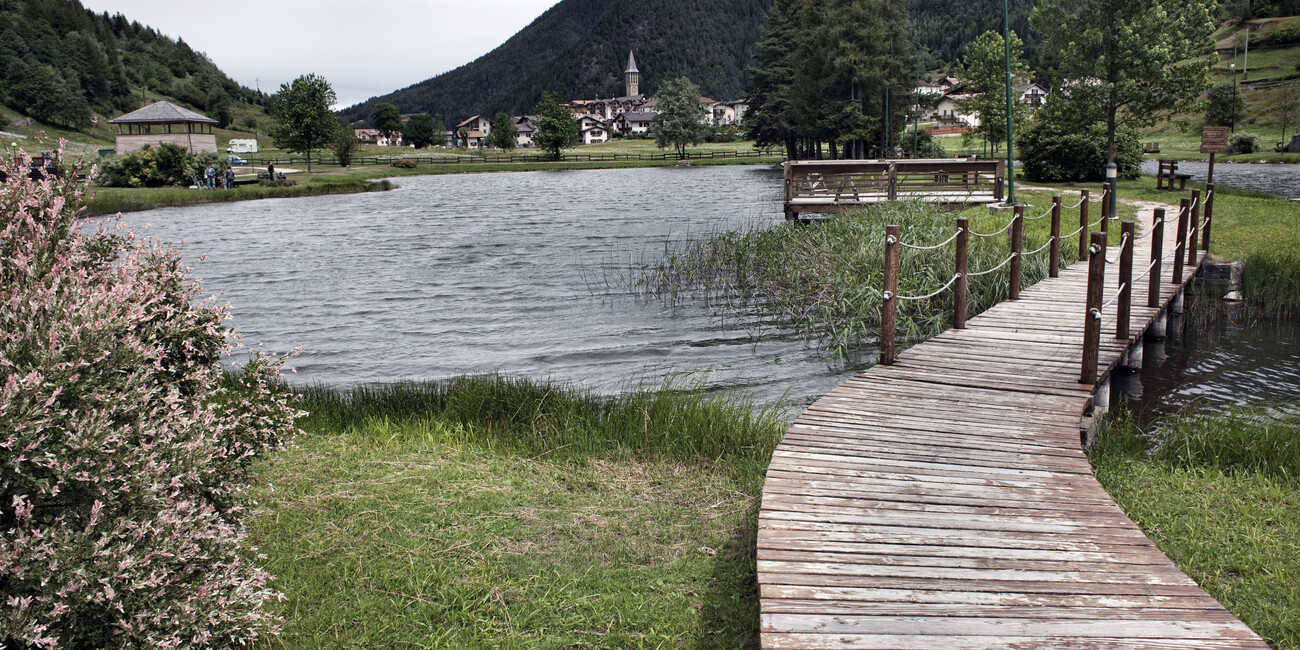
[757,201,1270,648]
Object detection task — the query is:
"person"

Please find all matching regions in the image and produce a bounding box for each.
[224,166,235,189]
[204,164,216,190]
[267,162,275,181]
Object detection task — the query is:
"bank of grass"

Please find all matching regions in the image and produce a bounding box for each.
[633,188,1123,357]
[248,376,786,648]
[1090,405,1300,648]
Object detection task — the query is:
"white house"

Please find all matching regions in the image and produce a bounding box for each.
[710,99,749,126]
[934,94,979,129]
[1014,82,1049,107]
[354,128,403,147]
[616,111,657,134]
[581,125,610,145]
[513,115,537,147]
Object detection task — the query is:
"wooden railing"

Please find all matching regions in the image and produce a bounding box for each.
[782,158,1006,219]
[876,184,1216,386]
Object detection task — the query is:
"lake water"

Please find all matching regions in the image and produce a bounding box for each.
[127,165,858,408]
[1140,159,1300,199]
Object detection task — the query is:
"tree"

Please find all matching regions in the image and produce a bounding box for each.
[485,111,518,150]
[405,113,438,148]
[268,73,339,172]
[371,102,403,141]
[1031,0,1216,163]
[532,91,579,159]
[956,30,1029,154]
[1017,94,1144,182]
[1205,82,1248,129]
[332,118,359,166]
[654,77,710,158]
[1277,86,1300,143]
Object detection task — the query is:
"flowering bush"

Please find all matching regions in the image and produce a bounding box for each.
[1,144,301,648]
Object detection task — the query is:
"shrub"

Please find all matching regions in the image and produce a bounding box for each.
[96,143,194,188]
[258,177,297,187]
[1016,96,1143,182]
[1,145,301,647]
[1205,82,1247,129]
[1229,132,1261,154]
[909,129,948,158]
[390,158,417,168]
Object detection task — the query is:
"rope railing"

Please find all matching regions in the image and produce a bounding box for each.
[1066,195,1088,209]
[1103,233,1131,265]
[1100,282,1127,311]
[1024,237,1056,256]
[1022,204,1054,221]
[892,273,963,302]
[967,252,1018,277]
[1131,218,1163,240]
[1088,213,1107,228]
[893,228,964,251]
[1133,256,1161,284]
[968,218,1017,238]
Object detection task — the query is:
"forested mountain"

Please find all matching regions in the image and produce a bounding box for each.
[908,0,1038,69]
[339,0,776,124]
[0,0,256,130]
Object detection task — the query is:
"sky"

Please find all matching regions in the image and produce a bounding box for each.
[77,1,561,108]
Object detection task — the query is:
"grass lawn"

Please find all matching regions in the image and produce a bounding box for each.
[1091,406,1300,649]
[248,378,786,648]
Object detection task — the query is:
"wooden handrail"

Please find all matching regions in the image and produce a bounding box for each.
[1149,209,1165,309]
[1081,231,1107,384]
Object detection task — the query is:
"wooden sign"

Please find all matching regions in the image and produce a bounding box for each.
[1200,126,1230,154]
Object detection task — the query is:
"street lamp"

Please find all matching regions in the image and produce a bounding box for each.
[1106,162,1118,222]
[1230,63,1239,134]
[1002,0,1016,205]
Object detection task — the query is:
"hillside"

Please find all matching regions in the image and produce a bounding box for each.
[0,0,259,132]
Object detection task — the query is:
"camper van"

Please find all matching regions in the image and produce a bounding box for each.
[226,139,259,154]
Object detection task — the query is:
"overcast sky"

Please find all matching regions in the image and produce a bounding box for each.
[78,1,561,108]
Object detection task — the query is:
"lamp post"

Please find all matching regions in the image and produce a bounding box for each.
[1231,63,1239,134]
[1106,162,1118,222]
[1002,0,1017,205]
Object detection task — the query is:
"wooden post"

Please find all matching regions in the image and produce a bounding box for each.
[1100,186,1111,234]
[1148,209,1165,309]
[1049,195,1062,278]
[1117,221,1135,340]
[994,159,1005,201]
[955,217,969,329]
[1173,198,1189,286]
[881,225,900,365]
[1081,231,1107,384]
[1009,205,1024,300]
[887,162,898,201]
[1202,183,1215,252]
[1187,189,1201,267]
[1078,190,1090,260]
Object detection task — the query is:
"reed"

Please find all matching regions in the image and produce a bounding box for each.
[632,192,1088,357]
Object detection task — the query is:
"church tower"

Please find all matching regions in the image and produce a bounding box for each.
[624,51,640,98]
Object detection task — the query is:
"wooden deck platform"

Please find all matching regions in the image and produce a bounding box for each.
[757,203,1269,648]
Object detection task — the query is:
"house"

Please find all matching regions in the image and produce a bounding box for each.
[581,125,610,145]
[710,99,749,126]
[616,111,657,134]
[934,94,979,129]
[107,101,218,155]
[457,115,492,137]
[577,115,606,131]
[562,52,654,123]
[1014,82,1049,107]
[354,128,404,147]
[914,80,946,97]
[513,115,537,147]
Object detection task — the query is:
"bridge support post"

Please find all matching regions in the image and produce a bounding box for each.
[1078,190,1090,261]
[955,217,969,329]
[1124,339,1144,370]
[1093,376,1112,420]
[1080,231,1107,384]
[1049,196,1061,278]
[1188,189,1201,267]
[881,225,900,365]
[1202,183,1215,252]
[1117,221,1134,340]
[1100,186,1111,234]
[1173,198,1190,287]
[1148,209,1165,308]
[1010,206,1024,300]
[1152,310,1168,340]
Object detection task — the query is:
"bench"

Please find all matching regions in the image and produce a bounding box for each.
[1155,159,1190,191]
[1144,142,1160,154]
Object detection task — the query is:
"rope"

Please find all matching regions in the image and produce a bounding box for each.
[1100,283,1127,311]
[968,218,1016,238]
[1131,218,1162,240]
[1133,256,1161,284]
[1104,234,1131,265]
[967,252,1018,277]
[1066,195,1087,209]
[1022,204,1054,221]
[1025,237,1056,256]
[896,228,963,251]
[894,273,963,301]
[1090,187,1108,203]
[1189,195,1199,211]
[1088,213,1107,228]
[1062,224,1087,239]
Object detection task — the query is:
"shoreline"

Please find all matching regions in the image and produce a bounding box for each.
[82,154,784,217]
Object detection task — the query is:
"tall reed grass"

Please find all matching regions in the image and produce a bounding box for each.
[295,375,788,468]
[632,197,1083,357]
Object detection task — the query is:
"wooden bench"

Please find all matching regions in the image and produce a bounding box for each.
[1155,159,1191,191]
[1144,142,1161,154]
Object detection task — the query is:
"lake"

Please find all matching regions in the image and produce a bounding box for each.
[128,165,858,408]
[1139,159,1300,199]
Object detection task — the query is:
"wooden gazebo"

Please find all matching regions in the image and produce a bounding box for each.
[108,101,219,155]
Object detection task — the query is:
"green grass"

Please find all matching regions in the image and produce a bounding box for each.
[633,187,1121,357]
[248,376,786,648]
[1090,405,1300,648]
[84,177,396,216]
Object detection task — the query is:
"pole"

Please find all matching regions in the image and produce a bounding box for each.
[1081,231,1107,384]
[1049,195,1061,278]
[881,225,900,365]
[1078,189,1090,261]
[955,217,969,329]
[1106,162,1118,227]
[1207,152,1216,185]
[1173,198,1189,286]
[1203,183,1215,251]
[1149,208,1165,308]
[1231,64,1239,134]
[1009,205,1024,300]
[1002,0,1016,205]
[1117,221,1134,340]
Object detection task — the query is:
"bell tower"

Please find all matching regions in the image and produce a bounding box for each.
[624,51,640,97]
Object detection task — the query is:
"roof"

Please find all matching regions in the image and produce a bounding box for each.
[625,50,639,74]
[457,115,483,128]
[466,130,485,138]
[623,111,657,122]
[108,101,218,125]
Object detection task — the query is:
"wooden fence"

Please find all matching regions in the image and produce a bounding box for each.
[783,159,1006,219]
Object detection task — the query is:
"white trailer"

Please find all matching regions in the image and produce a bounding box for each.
[226,139,259,153]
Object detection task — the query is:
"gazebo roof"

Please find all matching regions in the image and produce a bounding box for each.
[108,101,218,125]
